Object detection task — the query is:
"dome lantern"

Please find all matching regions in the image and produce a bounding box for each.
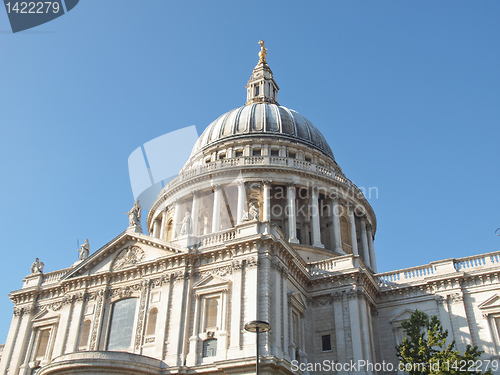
[245,41,279,105]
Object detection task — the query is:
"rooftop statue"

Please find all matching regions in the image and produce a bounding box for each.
[78,239,90,260]
[125,200,142,232]
[30,258,44,274]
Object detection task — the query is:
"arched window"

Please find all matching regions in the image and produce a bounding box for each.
[202,338,217,357]
[107,298,137,351]
[205,298,218,330]
[146,308,158,336]
[79,320,91,349]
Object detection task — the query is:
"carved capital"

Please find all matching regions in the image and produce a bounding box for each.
[262,180,272,187]
[212,184,222,192]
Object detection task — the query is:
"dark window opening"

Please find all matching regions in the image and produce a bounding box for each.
[322,334,332,351]
[203,338,217,357]
[252,149,261,156]
[271,150,280,157]
[289,152,296,159]
[235,151,243,157]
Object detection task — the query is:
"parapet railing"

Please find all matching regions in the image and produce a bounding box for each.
[160,156,363,197]
[377,250,500,287]
[198,228,237,247]
[41,267,73,286]
[307,255,358,276]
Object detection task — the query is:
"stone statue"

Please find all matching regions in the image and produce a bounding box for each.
[30,258,44,274]
[244,202,260,221]
[258,40,267,64]
[125,200,142,231]
[180,211,192,235]
[78,239,90,260]
[249,202,260,221]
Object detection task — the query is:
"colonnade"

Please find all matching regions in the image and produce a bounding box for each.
[150,180,377,272]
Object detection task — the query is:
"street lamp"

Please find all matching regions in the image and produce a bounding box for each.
[244,320,271,375]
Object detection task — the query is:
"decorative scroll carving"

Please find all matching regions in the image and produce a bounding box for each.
[450,293,464,303]
[108,284,141,299]
[135,281,150,349]
[232,259,244,271]
[111,246,145,271]
[310,294,334,307]
[246,256,260,268]
[89,290,104,350]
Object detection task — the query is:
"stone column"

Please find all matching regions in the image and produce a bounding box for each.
[262,180,271,222]
[159,211,167,240]
[212,185,221,233]
[311,187,324,248]
[360,218,371,268]
[331,198,343,253]
[367,225,377,273]
[191,191,200,236]
[172,200,182,239]
[287,184,299,243]
[349,205,359,256]
[152,219,160,239]
[236,181,246,225]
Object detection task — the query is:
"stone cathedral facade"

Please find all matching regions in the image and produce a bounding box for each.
[2,44,500,375]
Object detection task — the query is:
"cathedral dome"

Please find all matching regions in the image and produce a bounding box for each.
[190,103,334,160]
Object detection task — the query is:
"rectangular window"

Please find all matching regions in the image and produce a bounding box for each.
[270,150,279,157]
[305,157,311,162]
[255,86,260,96]
[235,151,243,157]
[205,298,219,330]
[35,329,51,359]
[107,298,137,351]
[252,149,261,156]
[289,152,296,159]
[321,334,332,351]
[219,154,226,160]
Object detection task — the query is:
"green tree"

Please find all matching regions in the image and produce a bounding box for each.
[396,310,493,374]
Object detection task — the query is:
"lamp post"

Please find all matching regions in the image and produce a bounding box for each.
[244,320,271,375]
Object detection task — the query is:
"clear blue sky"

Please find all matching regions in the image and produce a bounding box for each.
[1,1,499,342]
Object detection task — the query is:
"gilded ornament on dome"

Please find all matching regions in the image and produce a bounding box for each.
[258,40,267,63]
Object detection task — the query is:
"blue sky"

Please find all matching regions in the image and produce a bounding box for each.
[1,1,499,342]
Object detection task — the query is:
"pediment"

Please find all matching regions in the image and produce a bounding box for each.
[63,231,185,280]
[390,308,415,325]
[32,308,59,326]
[289,292,307,313]
[194,275,230,291]
[478,294,500,311]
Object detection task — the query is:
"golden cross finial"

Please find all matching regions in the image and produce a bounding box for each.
[258,40,267,64]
